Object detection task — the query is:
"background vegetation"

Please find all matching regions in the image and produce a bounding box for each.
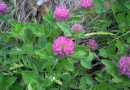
[1,0,130,90]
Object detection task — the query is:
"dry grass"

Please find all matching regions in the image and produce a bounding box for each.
[11,0,36,22]
[10,0,80,22]
[0,0,81,31]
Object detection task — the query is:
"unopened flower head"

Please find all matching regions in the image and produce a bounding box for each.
[104,1,110,8]
[71,24,82,33]
[87,39,98,50]
[0,2,9,16]
[80,0,93,11]
[52,36,74,57]
[54,6,70,21]
[118,56,130,78]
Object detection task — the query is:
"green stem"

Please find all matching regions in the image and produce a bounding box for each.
[52,59,59,70]
[109,0,116,20]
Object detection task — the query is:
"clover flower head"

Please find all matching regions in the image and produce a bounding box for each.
[118,56,130,78]
[71,24,82,33]
[52,36,74,57]
[54,6,70,21]
[80,0,93,11]
[0,2,9,16]
[87,39,98,50]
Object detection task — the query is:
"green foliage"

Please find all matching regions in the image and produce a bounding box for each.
[0,74,16,90]
[1,0,130,89]
[80,52,94,69]
[56,22,72,36]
